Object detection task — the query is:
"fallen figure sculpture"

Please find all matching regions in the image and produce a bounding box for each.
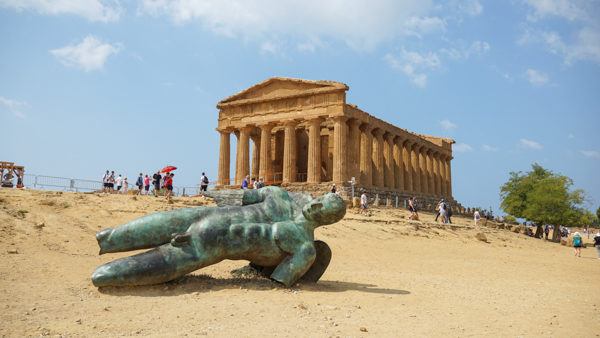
[92,187,346,287]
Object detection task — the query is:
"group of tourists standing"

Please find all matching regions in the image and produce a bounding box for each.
[102,170,175,200]
[101,170,129,194]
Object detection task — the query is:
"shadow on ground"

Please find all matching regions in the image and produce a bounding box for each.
[97,274,410,297]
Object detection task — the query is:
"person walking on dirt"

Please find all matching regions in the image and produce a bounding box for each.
[359,190,368,215]
[594,231,600,259]
[143,174,150,195]
[573,232,583,257]
[474,210,481,226]
[136,173,143,195]
[152,171,162,196]
[164,173,174,201]
[408,197,419,220]
[200,172,209,192]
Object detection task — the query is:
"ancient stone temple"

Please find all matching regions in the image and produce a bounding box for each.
[215,77,456,205]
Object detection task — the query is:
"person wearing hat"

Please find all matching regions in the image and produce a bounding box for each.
[435,199,445,222]
[331,184,337,194]
[572,231,583,257]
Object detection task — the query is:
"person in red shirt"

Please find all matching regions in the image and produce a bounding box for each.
[164,173,174,201]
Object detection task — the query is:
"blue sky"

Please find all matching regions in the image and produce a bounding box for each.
[1,0,599,214]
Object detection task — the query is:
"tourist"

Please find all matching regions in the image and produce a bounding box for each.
[164,173,174,201]
[241,175,249,189]
[115,174,123,192]
[122,177,128,194]
[251,177,257,189]
[408,197,419,220]
[435,199,444,222]
[474,210,481,226]
[102,170,110,193]
[200,172,209,192]
[572,231,583,257]
[136,173,143,195]
[445,202,453,224]
[594,231,600,259]
[331,184,336,194]
[152,171,162,196]
[108,171,115,192]
[438,201,447,224]
[256,177,265,189]
[359,190,368,215]
[544,224,550,240]
[143,174,150,195]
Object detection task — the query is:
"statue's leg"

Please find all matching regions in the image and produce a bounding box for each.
[96,207,210,254]
[249,240,331,283]
[92,243,217,287]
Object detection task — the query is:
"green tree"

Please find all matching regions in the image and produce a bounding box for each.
[500,163,587,242]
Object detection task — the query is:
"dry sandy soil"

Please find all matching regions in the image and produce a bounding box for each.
[1,188,599,337]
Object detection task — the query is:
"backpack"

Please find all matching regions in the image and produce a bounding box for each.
[202,176,209,184]
[573,236,582,246]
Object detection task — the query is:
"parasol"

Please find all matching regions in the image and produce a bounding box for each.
[160,166,177,173]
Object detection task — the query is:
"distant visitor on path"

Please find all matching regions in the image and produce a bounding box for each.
[331,184,336,194]
[572,232,583,257]
[136,173,143,195]
[122,178,128,194]
[359,190,368,215]
[241,175,249,189]
[143,175,150,195]
[473,210,481,226]
[594,231,600,259]
[152,171,161,196]
[200,172,209,192]
[408,197,419,221]
[164,173,174,201]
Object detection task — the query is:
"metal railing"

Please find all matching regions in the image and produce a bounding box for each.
[12,174,215,196]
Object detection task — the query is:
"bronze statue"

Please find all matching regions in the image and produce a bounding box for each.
[92,187,345,287]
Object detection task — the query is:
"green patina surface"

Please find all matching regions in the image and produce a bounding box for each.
[92,187,346,287]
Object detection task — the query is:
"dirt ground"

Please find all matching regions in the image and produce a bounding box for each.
[1,188,599,337]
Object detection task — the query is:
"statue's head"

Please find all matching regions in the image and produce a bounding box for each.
[302,193,346,226]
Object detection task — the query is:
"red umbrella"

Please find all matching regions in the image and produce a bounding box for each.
[161,166,177,173]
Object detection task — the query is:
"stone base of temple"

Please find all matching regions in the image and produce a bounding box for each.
[216,182,465,214]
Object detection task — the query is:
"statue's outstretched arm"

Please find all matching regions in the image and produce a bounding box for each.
[203,188,272,207]
[270,243,316,287]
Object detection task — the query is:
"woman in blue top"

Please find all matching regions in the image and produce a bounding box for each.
[572,232,583,257]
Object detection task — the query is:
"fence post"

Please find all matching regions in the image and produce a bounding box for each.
[395,194,398,208]
[182,188,186,197]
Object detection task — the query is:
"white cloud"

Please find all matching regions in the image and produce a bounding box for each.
[260,41,279,55]
[50,36,120,72]
[0,96,28,118]
[520,1,600,65]
[525,68,549,86]
[519,138,543,150]
[0,0,122,22]
[460,0,483,16]
[138,0,441,51]
[439,119,457,130]
[579,150,600,159]
[384,49,441,88]
[482,144,499,152]
[454,143,473,152]
[440,40,490,60]
[568,133,575,139]
[524,0,588,22]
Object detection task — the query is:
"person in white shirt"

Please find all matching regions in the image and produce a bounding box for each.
[473,210,481,226]
[115,175,123,192]
[359,190,368,214]
[102,170,110,193]
[122,178,128,194]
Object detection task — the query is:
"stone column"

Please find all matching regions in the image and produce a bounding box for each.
[393,136,404,191]
[383,132,395,189]
[432,152,440,196]
[403,140,413,192]
[258,124,273,183]
[282,122,298,184]
[440,154,447,197]
[250,134,260,179]
[307,117,323,184]
[217,130,230,186]
[332,116,348,183]
[418,146,428,194]
[348,119,362,183]
[411,143,421,193]
[372,128,384,187]
[359,124,373,187]
[426,149,434,196]
[235,126,251,185]
[446,156,453,198]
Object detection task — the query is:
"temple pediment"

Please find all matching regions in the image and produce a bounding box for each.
[218,77,348,107]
